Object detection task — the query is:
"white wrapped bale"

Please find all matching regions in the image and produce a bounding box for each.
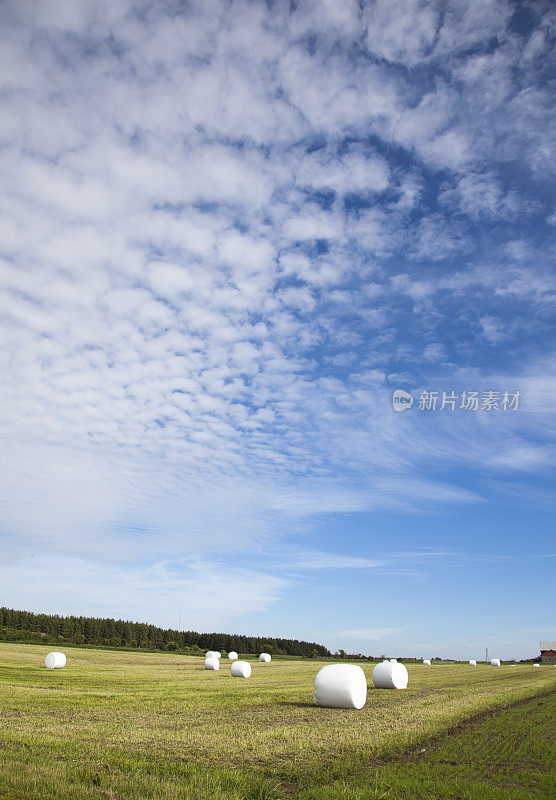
[259,653,271,663]
[204,657,220,670]
[389,658,397,662]
[44,652,66,669]
[469,660,477,666]
[313,664,367,709]
[206,651,221,659]
[372,660,409,689]
[491,658,501,666]
[228,651,238,660]
[231,660,251,678]
[533,663,540,667]
[423,659,431,665]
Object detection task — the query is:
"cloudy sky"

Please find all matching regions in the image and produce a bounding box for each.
[1,0,554,659]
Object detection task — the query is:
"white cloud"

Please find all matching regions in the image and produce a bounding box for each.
[0,0,554,633]
[440,172,530,220]
[365,0,438,66]
[0,550,287,632]
[296,146,391,196]
[279,549,385,570]
[487,445,554,471]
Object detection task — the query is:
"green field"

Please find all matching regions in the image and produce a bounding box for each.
[0,644,554,800]
[370,692,556,800]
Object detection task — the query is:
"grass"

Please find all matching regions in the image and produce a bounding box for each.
[0,643,554,799]
[326,691,556,800]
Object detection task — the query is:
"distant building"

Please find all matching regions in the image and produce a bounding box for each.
[541,649,556,664]
[539,642,556,664]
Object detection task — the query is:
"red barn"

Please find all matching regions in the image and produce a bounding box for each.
[539,641,556,664]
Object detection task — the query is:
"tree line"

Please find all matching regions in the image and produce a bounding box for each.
[0,607,330,658]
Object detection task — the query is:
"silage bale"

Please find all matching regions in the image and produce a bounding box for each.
[44,652,66,669]
[372,660,408,689]
[423,659,431,665]
[206,651,221,659]
[313,664,367,709]
[491,658,501,666]
[231,660,251,678]
[469,660,477,666]
[204,657,220,670]
[259,653,271,662]
[228,651,238,660]
[533,663,540,667]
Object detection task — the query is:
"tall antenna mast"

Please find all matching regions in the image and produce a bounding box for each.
[486,647,488,662]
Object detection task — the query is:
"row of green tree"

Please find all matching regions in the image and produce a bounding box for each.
[0,607,330,657]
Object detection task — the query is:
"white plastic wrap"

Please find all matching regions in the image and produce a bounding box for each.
[228,651,238,660]
[469,660,477,666]
[422,659,431,665]
[44,652,66,669]
[231,660,251,677]
[372,660,409,689]
[259,653,271,662]
[313,664,367,709]
[491,658,501,666]
[533,663,540,667]
[206,651,221,659]
[204,657,220,670]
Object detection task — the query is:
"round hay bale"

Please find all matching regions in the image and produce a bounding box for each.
[490,658,501,667]
[228,651,238,660]
[204,657,220,670]
[205,651,221,659]
[231,660,251,678]
[372,660,408,689]
[313,664,367,709]
[533,663,540,667]
[44,652,66,670]
[422,659,431,665]
[389,658,397,662]
[259,653,271,663]
[469,659,477,666]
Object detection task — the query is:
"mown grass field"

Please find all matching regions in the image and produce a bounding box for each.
[0,644,554,799]
[368,692,556,800]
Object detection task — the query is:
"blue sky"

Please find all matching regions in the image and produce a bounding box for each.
[0,0,554,660]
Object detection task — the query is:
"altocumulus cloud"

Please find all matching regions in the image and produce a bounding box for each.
[0,0,555,630]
